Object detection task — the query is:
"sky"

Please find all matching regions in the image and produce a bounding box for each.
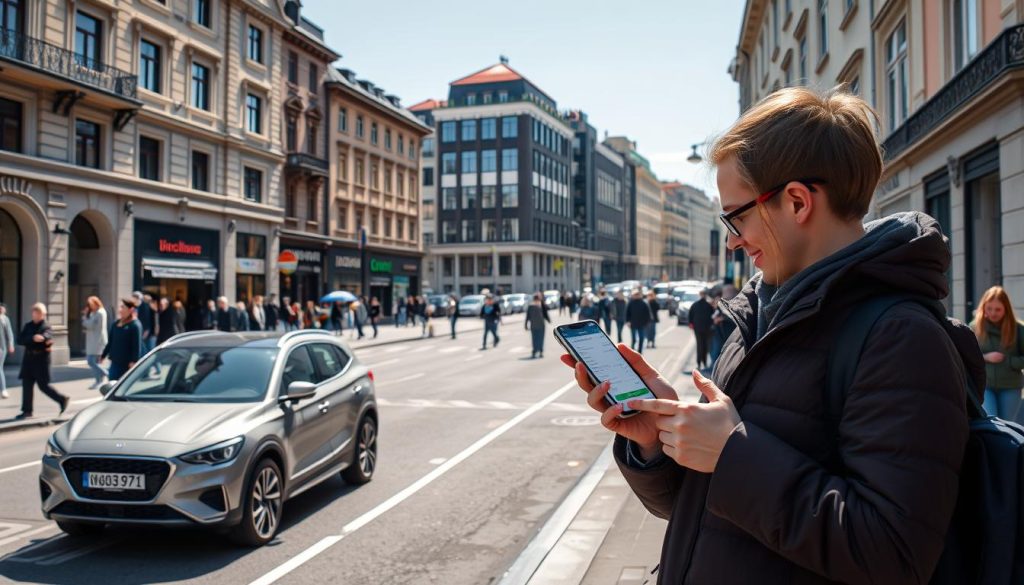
[301,0,747,201]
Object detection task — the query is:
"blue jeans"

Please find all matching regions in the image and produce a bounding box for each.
[143,335,156,355]
[983,387,1023,421]
[108,361,129,381]
[86,354,107,383]
[482,322,500,348]
[530,327,544,356]
[645,322,656,347]
[631,326,647,354]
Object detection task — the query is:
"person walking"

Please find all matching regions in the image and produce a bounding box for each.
[598,289,613,334]
[16,303,69,419]
[688,289,715,373]
[134,291,156,355]
[282,296,297,331]
[172,300,186,334]
[709,284,739,371]
[369,298,381,339]
[611,290,628,344]
[480,295,502,350]
[396,297,407,328]
[157,298,177,344]
[235,301,251,331]
[0,303,14,399]
[329,301,343,335]
[561,87,980,585]
[578,296,600,321]
[449,294,459,339]
[645,290,660,349]
[352,299,367,339]
[215,296,239,332]
[558,292,567,316]
[972,285,1024,421]
[250,295,266,331]
[422,300,434,338]
[81,296,108,389]
[625,289,653,354]
[265,294,280,331]
[525,293,551,358]
[201,299,217,330]
[102,298,143,382]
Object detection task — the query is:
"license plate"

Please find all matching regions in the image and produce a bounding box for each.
[83,472,146,491]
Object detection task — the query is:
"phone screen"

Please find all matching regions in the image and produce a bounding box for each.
[559,321,656,408]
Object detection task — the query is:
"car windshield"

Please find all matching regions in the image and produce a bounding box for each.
[654,285,669,294]
[461,296,484,304]
[674,291,700,302]
[110,347,278,403]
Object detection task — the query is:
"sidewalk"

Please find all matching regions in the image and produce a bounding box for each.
[0,312,529,435]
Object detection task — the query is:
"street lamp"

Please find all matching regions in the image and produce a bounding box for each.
[572,221,590,293]
[687,143,705,164]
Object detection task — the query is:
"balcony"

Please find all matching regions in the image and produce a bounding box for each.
[883,24,1024,160]
[286,152,329,178]
[0,28,139,114]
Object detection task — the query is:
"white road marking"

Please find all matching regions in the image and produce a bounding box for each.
[428,458,447,465]
[361,358,398,368]
[249,380,577,585]
[376,398,589,412]
[374,373,425,386]
[439,346,464,354]
[448,400,475,408]
[508,346,528,354]
[657,322,679,339]
[485,401,517,409]
[0,461,40,475]
[0,525,57,550]
[384,346,406,353]
[466,354,484,361]
[409,345,432,353]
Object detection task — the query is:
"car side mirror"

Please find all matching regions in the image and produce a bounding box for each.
[99,381,115,396]
[280,381,317,403]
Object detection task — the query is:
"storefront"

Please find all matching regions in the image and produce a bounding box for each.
[328,247,363,296]
[236,233,267,304]
[278,242,325,305]
[133,220,220,331]
[366,252,421,317]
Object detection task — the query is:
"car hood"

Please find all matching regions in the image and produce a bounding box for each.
[60,400,260,452]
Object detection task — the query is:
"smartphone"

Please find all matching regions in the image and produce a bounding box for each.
[553,320,657,417]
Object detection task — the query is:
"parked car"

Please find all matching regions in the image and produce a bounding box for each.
[40,330,378,546]
[543,290,560,310]
[427,294,452,317]
[674,288,703,325]
[653,282,673,313]
[505,293,529,313]
[459,295,486,316]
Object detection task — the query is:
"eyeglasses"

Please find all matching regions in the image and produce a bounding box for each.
[719,177,826,238]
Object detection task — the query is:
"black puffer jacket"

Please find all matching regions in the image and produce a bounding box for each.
[616,212,984,584]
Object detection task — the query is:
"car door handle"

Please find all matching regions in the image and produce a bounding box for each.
[352,385,364,395]
[318,400,330,413]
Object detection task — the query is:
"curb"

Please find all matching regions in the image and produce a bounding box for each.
[0,416,70,436]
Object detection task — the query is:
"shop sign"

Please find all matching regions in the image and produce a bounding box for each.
[290,249,322,264]
[335,256,360,270]
[238,258,265,274]
[370,258,393,273]
[278,250,298,275]
[158,238,203,255]
[402,263,418,272]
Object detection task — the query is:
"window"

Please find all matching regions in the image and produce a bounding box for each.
[75,120,100,169]
[886,20,909,131]
[285,186,297,217]
[423,167,434,186]
[192,150,209,191]
[139,136,160,180]
[243,167,262,202]
[482,92,492,104]
[441,121,456,143]
[307,189,317,221]
[0,98,22,153]
[466,93,476,106]
[501,185,518,207]
[481,118,496,140]
[308,63,318,93]
[443,221,458,243]
[409,139,416,160]
[502,116,517,138]
[194,0,211,27]
[849,76,860,95]
[443,188,457,210]
[482,219,497,242]
[502,148,518,171]
[355,209,363,231]
[397,218,404,240]
[306,121,317,155]
[462,120,477,142]
[462,220,478,242]
[247,25,263,63]
[501,218,518,241]
[398,135,405,155]
[339,153,347,181]
[75,11,102,67]
[481,149,497,172]
[817,0,828,58]
[463,186,477,209]
[952,0,979,72]
[798,35,808,82]
[370,162,379,189]
[384,167,392,193]
[191,62,210,110]
[338,108,348,132]
[246,94,262,134]
[442,152,457,174]
[337,204,348,231]
[481,185,496,208]
[498,90,509,103]
[139,39,161,93]
[423,137,435,157]
[423,202,435,220]
[288,51,298,84]
[385,128,392,150]
[397,171,405,196]
[286,118,297,150]
[355,158,365,185]
[280,347,316,395]
[370,122,378,145]
[356,115,364,138]
[308,344,349,381]
[461,151,477,173]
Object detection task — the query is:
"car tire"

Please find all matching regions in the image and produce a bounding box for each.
[56,520,104,537]
[231,458,284,547]
[342,416,377,485]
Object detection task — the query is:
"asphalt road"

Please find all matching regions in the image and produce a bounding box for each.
[0,312,693,585]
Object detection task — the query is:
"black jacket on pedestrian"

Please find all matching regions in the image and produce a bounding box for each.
[611,298,627,323]
[647,299,660,323]
[18,320,53,376]
[137,301,155,338]
[216,307,240,332]
[625,298,652,329]
[157,308,181,344]
[688,297,714,332]
[202,306,217,330]
[480,303,501,325]
[265,303,279,330]
[102,318,142,367]
[525,304,550,330]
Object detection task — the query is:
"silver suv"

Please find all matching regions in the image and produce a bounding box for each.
[39,330,378,546]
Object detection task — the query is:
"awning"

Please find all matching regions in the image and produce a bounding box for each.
[142,257,218,280]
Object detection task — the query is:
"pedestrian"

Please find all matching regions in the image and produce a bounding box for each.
[972,285,1024,421]
[81,296,108,389]
[611,290,628,344]
[215,296,239,332]
[134,291,156,355]
[368,298,381,338]
[289,302,301,329]
[102,297,143,382]
[172,299,186,335]
[16,303,69,419]
[352,299,367,339]
[403,296,414,327]
[568,291,578,315]
[709,284,739,371]
[480,294,502,349]
[396,297,407,328]
[688,289,714,372]
[0,303,14,399]
[562,86,979,585]
[282,296,297,331]
[598,289,613,334]
[645,290,660,349]
[202,299,217,330]
[578,296,600,321]
[157,298,179,344]
[448,294,459,339]
[330,301,343,334]
[235,301,251,331]
[525,292,551,358]
[625,289,653,354]
[558,292,567,316]
[300,300,316,329]
[250,295,266,331]
[265,293,280,331]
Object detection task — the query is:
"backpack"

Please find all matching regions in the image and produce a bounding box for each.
[826,294,1024,585]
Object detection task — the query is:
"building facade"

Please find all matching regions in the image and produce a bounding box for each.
[408,99,441,292]
[0,0,318,363]
[660,182,693,280]
[325,67,430,316]
[424,61,602,295]
[605,137,664,282]
[733,0,1024,318]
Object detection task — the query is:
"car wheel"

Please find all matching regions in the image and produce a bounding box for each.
[56,520,104,537]
[342,416,377,485]
[231,458,284,547]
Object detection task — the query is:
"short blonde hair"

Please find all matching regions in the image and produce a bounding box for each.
[31,302,46,314]
[710,86,882,220]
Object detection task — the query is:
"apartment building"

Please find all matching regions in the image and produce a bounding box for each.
[0,0,315,362]
[733,0,1024,317]
[605,137,664,283]
[408,100,441,292]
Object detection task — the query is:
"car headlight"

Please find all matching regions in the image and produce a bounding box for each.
[179,437,244,465]
[45,435,65,458]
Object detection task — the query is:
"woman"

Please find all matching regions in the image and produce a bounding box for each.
[973,285,1024,421]
[561,87,979,584]
[525,293,551,358]
[172,299,186,335]
[291,301,303,329]
[577,296,600,321]
[302,301,318,329]
[369,297,381,339]
[81,296,108,389]
[396,296,407,328]
[645,290,660,349]
[102,298,142,382]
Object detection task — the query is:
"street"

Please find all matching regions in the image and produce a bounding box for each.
[0,314,692,585]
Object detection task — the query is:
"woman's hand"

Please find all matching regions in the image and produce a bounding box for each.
[627,370,741,473]
[984,351,1005,364]
[561,344,678,456]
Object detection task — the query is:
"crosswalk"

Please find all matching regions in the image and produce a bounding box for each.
[376,398,589,412]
